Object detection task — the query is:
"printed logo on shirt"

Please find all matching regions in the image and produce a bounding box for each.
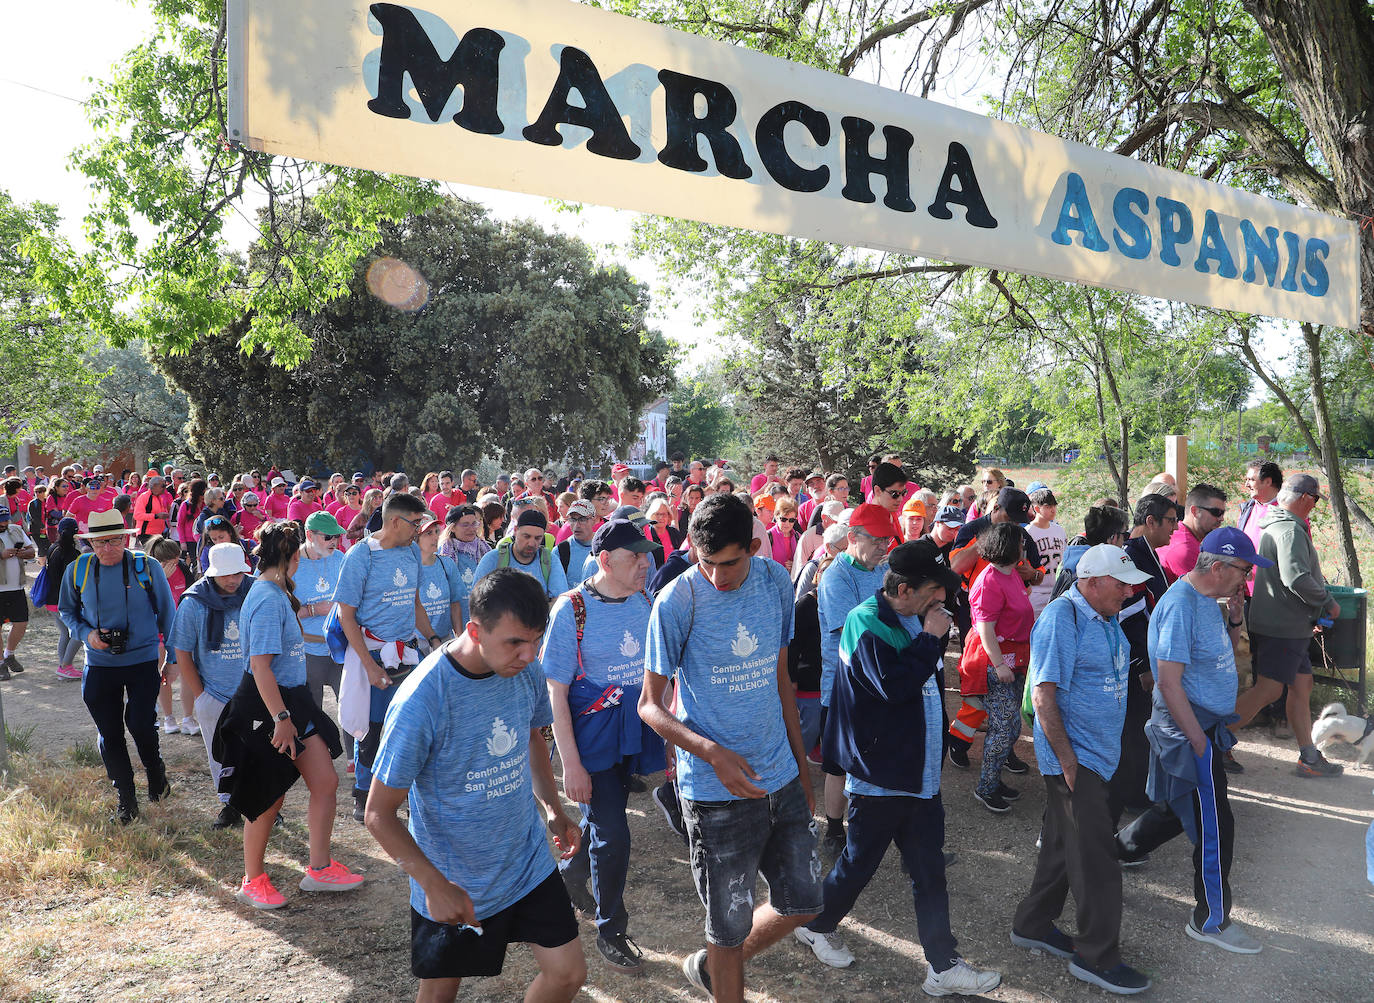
[730,622,759,659]
[426,581,443,600]
[461,566,475,584]
[486,717,518,758]
[223,619,240,642]
[619,630,640,658]
[315,576,330,594]
[392,566,409,587]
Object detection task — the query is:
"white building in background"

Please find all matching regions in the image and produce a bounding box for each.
[626,397,668,465]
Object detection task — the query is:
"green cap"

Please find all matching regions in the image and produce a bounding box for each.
[305,510,346,536]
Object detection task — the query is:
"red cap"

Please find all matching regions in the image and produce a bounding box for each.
[611,463,630,475]
[848,503,896,539]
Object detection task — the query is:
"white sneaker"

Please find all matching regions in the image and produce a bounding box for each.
[794,926,855,968]
[923,959,1002,997]
[180,716,201,736]
[162,716,180,734]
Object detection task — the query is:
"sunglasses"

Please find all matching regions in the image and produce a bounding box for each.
[244,503,258,509]
[1199,505,1226,518]
[320,533,341,541]
[777,516,797,523]
[884,488,905,499]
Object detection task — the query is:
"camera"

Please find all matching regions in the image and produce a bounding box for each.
[99,628,129,655]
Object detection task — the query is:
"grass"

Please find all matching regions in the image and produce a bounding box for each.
[66,739,101,767]
[4,724,36,756]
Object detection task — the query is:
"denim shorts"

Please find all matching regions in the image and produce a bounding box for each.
[681,776,824,947]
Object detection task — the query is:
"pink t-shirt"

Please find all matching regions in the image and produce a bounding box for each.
[767,526,798,567]
[166,564,187,606]
[233,509,265,540]
[1238,499,1274,596]
[263,491,290,520]
[1158,523,1201,583]
[426,489,465,522]
[65,492,113,532]
[287,498,322,522]
[969,564,1034,644]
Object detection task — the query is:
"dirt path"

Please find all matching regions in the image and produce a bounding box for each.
[2,607,1372,1002]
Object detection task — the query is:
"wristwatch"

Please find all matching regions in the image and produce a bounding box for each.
[274,709,291,723]
[429,634,442,647]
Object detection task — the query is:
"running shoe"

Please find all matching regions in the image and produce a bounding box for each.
[4,653,24,674]
[947,744,970,769]
[1010,925,1075,959]
[1003,749,1029,774]
[652,781,688,840]
[238,873,287,910]
[162,716,180,735]
[794,926,855,968]
[179,716,201,736]
[56,664,83,680]
[596,931,645,974]
[682,948,712,995]
[973,787,1011,813]
[1068,955,1151,994]
[923,959,1002,996]
[299,859,364,892]
[1184,918,1262,954]
[1295,751,1343,777]
[213,804,243,830]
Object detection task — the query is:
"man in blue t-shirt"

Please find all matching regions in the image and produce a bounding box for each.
[474,508,568,598]
[170,542,254,830]
[816,503,892,857]
[1012,544,1153,995]
[1117,528,1271,958]
[366,569,585,1003]
[333,491,440,821]
[555,499,598,585]
[639,494,821,1001]
[543,518,661,975]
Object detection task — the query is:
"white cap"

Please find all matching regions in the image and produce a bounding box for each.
[821,499,845,519]
[836,507,854,526]
[1076,544,1152,584]
[271,477,286,488]
[203,542,252,577]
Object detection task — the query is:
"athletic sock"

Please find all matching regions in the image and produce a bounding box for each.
[1299,744,1319,761]
[2,650,11,659]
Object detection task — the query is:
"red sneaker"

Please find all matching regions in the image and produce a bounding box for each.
[299,859,364,892]
[237,873,286,910]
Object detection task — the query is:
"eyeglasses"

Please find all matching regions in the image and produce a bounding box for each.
[1199,505,1226,518]
[397,516,424,529]
[1224,560,1254,576]
[91,537,127,549]
[569,514,591,523]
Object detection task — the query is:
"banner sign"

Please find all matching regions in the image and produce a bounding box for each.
[227,0,1360,327]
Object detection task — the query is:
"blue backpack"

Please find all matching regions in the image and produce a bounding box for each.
[28,565,48,606]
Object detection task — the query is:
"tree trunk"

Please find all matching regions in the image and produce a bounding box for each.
[1301,323,1363,586]
[1245,0,1374,336]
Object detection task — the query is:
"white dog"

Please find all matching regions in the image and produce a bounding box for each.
[1311,703,1374,766]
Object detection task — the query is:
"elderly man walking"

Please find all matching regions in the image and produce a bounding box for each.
[1011,544,1153,995]
[1116,528,1270,956]
[1231,474,1343,777]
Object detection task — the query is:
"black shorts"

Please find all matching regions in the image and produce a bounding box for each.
[410,869,578,980]
[817,705,844,777]
[1251,633,1313,686]
[0,590,29,624]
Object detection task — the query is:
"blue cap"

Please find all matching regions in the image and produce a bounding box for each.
[934,505,966,526]
[0,506,9,521]
[1025,481,1048,494]
[1200,527,1274,568]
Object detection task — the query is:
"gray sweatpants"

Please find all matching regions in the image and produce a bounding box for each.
[192,690,230,803]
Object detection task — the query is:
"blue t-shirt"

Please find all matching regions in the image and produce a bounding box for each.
[1028,587,1129,779]
[332,540,422,642]
[475,544,570,599]
[451,553,477,630]
[294,549,346,657]
[169,595,247,703]
[645,558,796,802]
[846,611,942,799]
[241,579,308,688]
[542,583,651,688]
[419,556,465,640]
[817,553,888,706]
[373,651,555,920]
[1150,578,1238,716]
[563,538,595,585]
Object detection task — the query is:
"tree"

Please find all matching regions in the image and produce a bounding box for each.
[0,190,102,451]
[666,366,743,461]
[22,0,439,362]
[51,341,193,466]
[160,199,672,473]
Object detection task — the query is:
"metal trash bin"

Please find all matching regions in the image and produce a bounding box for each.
[1310,586,1367,712]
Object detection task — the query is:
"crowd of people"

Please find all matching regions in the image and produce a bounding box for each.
[0,450,1358,1001]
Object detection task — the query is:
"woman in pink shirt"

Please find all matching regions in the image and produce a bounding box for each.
[178,478,207,560]
[232,491,266,541]
[767,497,801,573]
[960,523,1034,814]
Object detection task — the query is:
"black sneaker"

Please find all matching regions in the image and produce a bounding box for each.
[682,948,712,995]
[597,931,645,974]
[1296,751,1343,777]
[1003,749,1029,774]
[1221,749,1244,774]
[947,744,970,769]
[625,774,648,793]
[1068,954,1151,994]
[973,788,1011,814]
[1010,925,1074,959]
[0,663,11,682]
[213,804,243,830]
[4,653,24,674]
[653,782,688,841]
[353,789,367,822]
[561,870,597,918]
[114,789,139,825]
[822,828,847,860]
[996,781,1021,802]
[149,775,171,802]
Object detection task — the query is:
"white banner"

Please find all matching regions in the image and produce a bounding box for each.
[227,0,1360,327]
